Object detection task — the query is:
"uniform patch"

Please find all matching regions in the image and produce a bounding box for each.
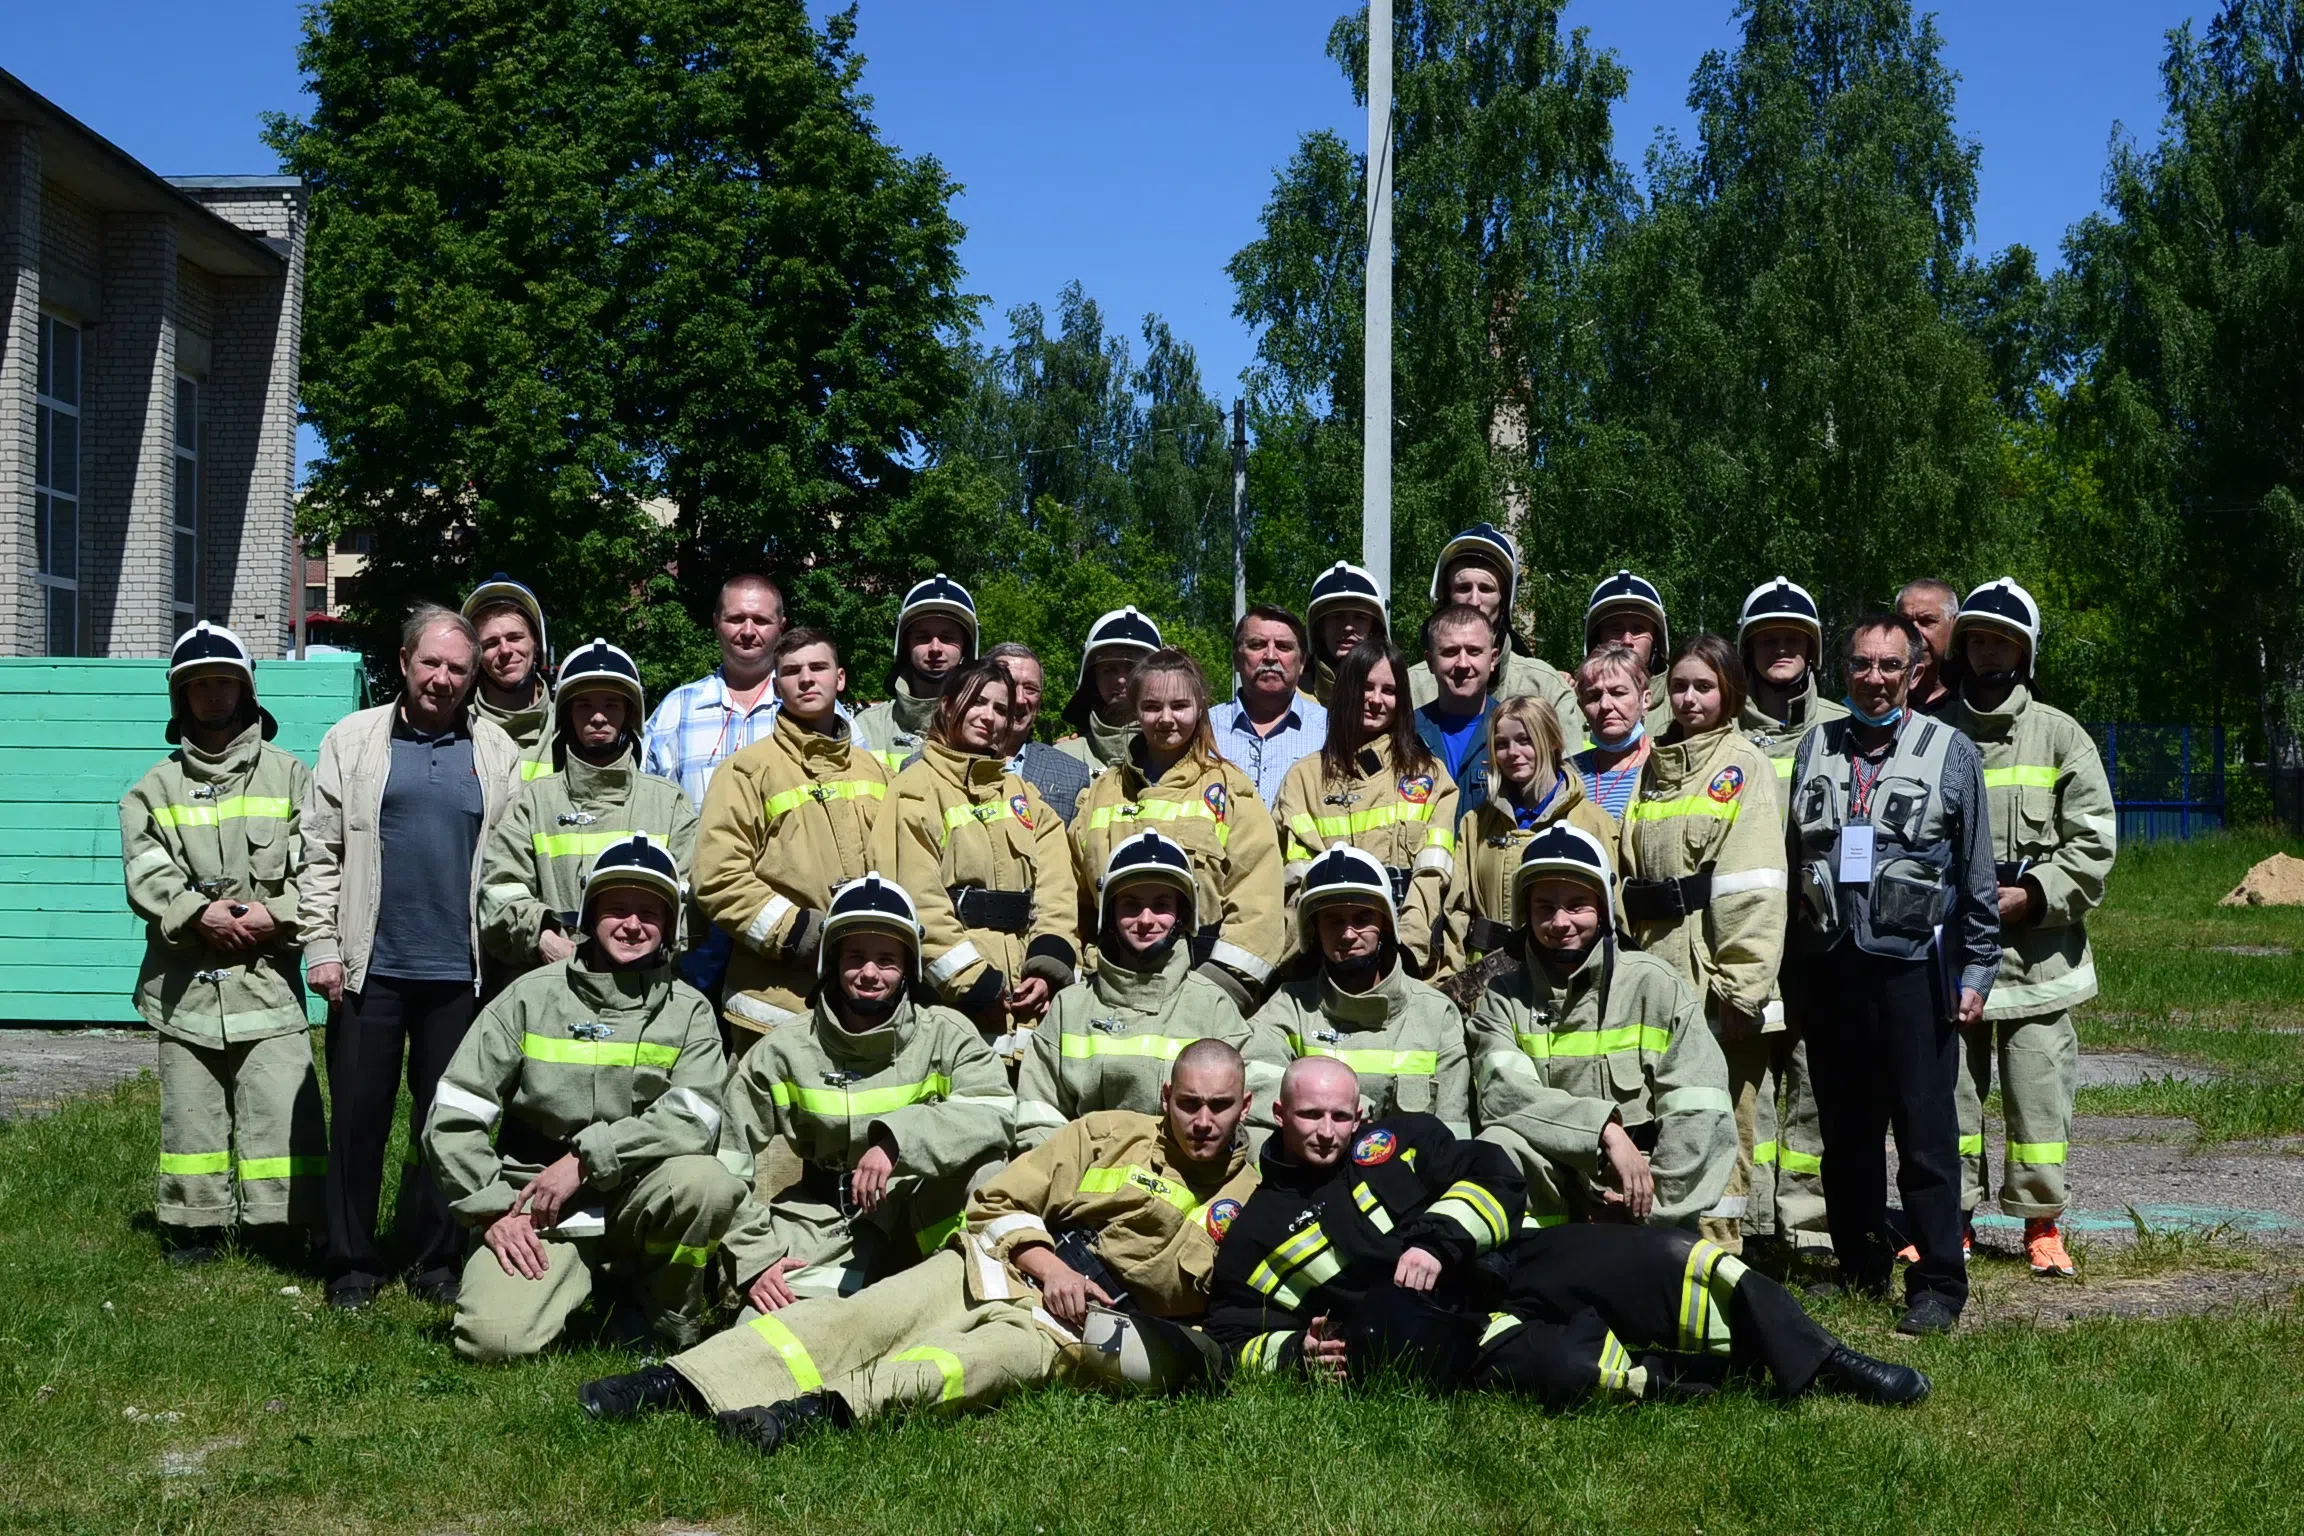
[1010,794,1034,830]
[1204,783,1228,821]
[1205,1198,1242,1242]
[1397,774,1434,805]
[1352,1128,1398,1166]
[1706,765,1746,803]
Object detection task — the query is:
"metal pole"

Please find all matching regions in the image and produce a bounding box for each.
[1231,398,1248,625]
[1361,0,1393,598]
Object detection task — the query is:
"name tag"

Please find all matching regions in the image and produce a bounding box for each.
[1838,825,1876,885]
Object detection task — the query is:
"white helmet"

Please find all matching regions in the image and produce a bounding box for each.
[1736,575,1824,656]
[819,872,924,980]
[1584,569,1670,658]
[1512,824,1616,935]
[1428,522,1521,618]
[1097,829,1199,936]
[1951,577,2042,676]
[893,573,979,665]
[1295,845,1398,952]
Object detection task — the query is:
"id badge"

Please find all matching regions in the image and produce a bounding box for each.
[1838,824,1876,885]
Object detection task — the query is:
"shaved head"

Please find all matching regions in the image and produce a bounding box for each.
[1174,1038,1246,1093]
[1163,1039,1250,1169]
[1280,1055,1360,1106]
[1277,1056,1364,1169]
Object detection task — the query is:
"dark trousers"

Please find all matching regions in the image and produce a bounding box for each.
[1802,944,1968,1312]
[322,976,474,1287]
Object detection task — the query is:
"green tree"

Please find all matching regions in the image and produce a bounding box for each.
[267,0,971,696]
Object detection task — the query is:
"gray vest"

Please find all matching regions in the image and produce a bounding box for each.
[1789,714,1958,960]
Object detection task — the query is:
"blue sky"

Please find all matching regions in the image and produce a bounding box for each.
[8,0,2202,444]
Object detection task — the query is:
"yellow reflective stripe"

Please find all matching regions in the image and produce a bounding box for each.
[1515,1024,1672,1060]
[1440,1180,1510,1247]
[1285,1035,1438,1076]
[2008,1141,2068,1165]
[1678,1239,1724,1354]
[767,1073,954,1117]
[1425,825,1456,852]
[648,1238,718,1267]
[1627,793,1739,825]
[1299,800,1436,840]
[872,749,909,774]
[747,1314,823,1393]
[1479,1310,1521,1348]
[1770,757,1795,779]
[1958,1134,1985,1156]
[1352,1181,1395,1234]
[519,758,557,781]
[151,796,293,827]
[1076,1164,1198,1214]
[1084,797,1231,847]
[530,829,631,858]
[520,1033,681,1069]
[158,1150,232,1176]
[1273,1246,1346,1311]
[1240,1332,1293,1373]
[1520,1211,1567,1230]
[894,1345,965,1403]
[1428,1199,1499,1253]
[1778,1147,1823,1175]
[915,1211,966,1255]
[1597,1331,1635,1394]
[237,1155,326,1181]
[1248,1220,1331,1298]
[1059,1033,1193,1062]
[1983,764,2059,789]
[763,779,888,822]
[1752,1140,1779,1166]
[943,801,1018,833]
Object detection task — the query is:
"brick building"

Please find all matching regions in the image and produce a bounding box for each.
[0,67,306,659]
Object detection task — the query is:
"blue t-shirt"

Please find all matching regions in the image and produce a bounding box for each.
[1421,703,1488,785]
[368,717,485,983]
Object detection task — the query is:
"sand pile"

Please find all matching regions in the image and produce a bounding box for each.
[2219,853,2304,907]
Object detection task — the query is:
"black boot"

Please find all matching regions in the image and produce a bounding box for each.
[161,1226,221,1268]
[1811,1345,1930,1406]
[579,1364,701,1422]
[1635,1351,1726,1403]
[715,1393,854,1455]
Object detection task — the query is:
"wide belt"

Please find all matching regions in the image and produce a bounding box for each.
[1464,916,1514,956]
[950,886,1033,933]
[1620,870,1713,923]
[1384,865,1412,907]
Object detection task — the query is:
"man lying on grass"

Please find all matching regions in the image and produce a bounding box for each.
[1203,1056,1929,1407]
[579,1040,1261,1452]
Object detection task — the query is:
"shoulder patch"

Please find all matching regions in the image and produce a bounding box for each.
[1397,774,1434,805]
[1706,764,1746,803]
[1352,1128,1398,1166]
[1204,782,1228,821]
[1205,1197,1242,1242]
[1010,793,1034,830]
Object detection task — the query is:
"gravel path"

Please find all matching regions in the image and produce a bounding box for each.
[0,1028,155,1120]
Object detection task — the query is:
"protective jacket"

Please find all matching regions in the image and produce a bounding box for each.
[1014,945,1283,1149]
[1205,1114,1524,1373]
[477,751,697,973]
[1618,723,1786,1028]
[473,689,556,783]
[119,723,314,1044]
[718,991,1012,1292]
[693,713,890,1036]
[1253,960,1472,1137]
[1738,675,1848,808]
[1275,739,1459,974]
[1052,711,1138,774]
[1444,773,1618,967]
[963,1109,1261,1317]
[1409,650,1583,750]
[868,741,1082,1036]
[1073,746,1285,1000]
[851,678,938,776]
[1953,685,2115,1021]
[1468,943,1737,1225]
[424,951,729,1225]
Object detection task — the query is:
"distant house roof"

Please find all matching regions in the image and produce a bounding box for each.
[0,66,294,278]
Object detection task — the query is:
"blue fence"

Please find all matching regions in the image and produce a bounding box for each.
[2085,724,2224,843]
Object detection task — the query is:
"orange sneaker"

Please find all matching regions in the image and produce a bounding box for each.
[1895,1243,1919,1264]
[1963,1216,1975,1258]
[2025,1218,2076,1277]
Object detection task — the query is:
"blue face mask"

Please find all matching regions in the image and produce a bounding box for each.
[1593,718,1645,753]
[1844,696,1905,729]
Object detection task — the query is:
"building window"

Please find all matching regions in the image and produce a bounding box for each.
[174,375,201,630]
[35,316,81,657]
[339,530,375,556]
[334,575,362,608]
[305,584,328,615]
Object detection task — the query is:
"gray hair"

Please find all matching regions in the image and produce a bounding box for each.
[1895,577,1959,621]
[983,641,1040,667]
[1575,642,1646,693]
[1844,611,1925,669]
[402,602,477,656]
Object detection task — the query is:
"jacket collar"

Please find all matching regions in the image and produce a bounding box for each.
[891,674,939,737]
[1319,957,1411,1029]
[1740,670,1821,734]
[564,949,674,1019]
[1091,942,1192,1011]
[1524,936,1610,1015]
[809,990,912,1068]
[560,749,633,806]
[1646,720,1737,782]
[926,738,1010,795]
[1958,681,2033,734]
[776,707,857,761]
[177,721,266,784]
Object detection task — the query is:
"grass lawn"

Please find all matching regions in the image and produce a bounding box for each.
[4,831,2303,1533]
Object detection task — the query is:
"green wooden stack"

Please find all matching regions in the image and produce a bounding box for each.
[0,655,367,1025]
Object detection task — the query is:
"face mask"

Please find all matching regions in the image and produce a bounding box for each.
[1844,696,1905,729]
[1592,718,1645,753]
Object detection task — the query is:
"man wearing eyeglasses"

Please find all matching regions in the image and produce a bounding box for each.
[1782,613,2000,1340]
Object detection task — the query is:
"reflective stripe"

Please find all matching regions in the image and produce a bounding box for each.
[432,1080,503,1129]
[1658,1085,1734,1116]
[1514,1024,1672,1061]
[125,848,177,879]
[1249,1220,1337,1310]
[978,1213,1050,1247]
[717,1145,756,1181]
[1077,1163,1197,1214]
[745,894,794,946]
[158,1150,231,1176]
[1770,757,1795,779]
[1677,1239,1738,1355]
[1085,796,1231,849]
[2008,1141,2068,1165]
[479,881,532,909]
[1708,867,1787,897]
[519,758,556,781]
[1206,939,1273,981]
[942,801,1019,839]
[2079,811,2118,845]
[1984,958,2098,1015]
[747,1314,824,1392]
[1520,1210,1568,1230]
[1760,998,1785,1028]
[1013,1098,1069,1132]
[1702,1195,1748,1220]
[769,1073,953,1118]
[649,1237,717,1267]
[763,779,888,822]
[664,1085,721,1137]
[521,1033,681,1068]
[1430,1181,1508,1251]
[1778,1147,1822,1175]
[915,1211,966,1255]
[1752,1139,1779,1166]
[926,940,984,987]
[1983,764,2059,789]
[1352,1181,1396,1234]
[724,992,803,1030]
[151,796,293,828]
[1060,1032,1193,1062]
[1958,1133,1985,1156]
[1479,1310,1520,1348]
[1295,800,1437,840]
[1285,1035,1438,1076]
[894,1344,965,1403]
[1240,1332,1294,1372]
[1596,1331,1635,1395]
[1413,845,1454,877]
[531,828,630,858]
[1626,794,1739,825]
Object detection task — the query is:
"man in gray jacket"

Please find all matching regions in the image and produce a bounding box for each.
[302,603,522,1311]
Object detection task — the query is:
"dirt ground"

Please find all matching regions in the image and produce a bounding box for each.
[0,1028,154,1120]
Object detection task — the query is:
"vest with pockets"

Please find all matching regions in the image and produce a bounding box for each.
[1789,715,1958,962]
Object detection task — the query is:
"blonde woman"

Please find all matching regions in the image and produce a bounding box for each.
[1444,694,1617,969]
